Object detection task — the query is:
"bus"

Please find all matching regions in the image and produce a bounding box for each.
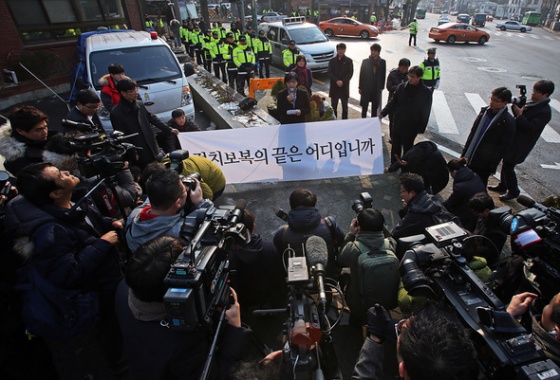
[522,11,541,26]
[416,8,427,19]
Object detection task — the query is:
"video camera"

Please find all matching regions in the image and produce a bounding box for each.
[60,119,139,178]
[163,200,250,331]
[512,84,527,108]
[281,236,343,379]
[351,192,373,214]
[399,221,560,379]
[488,195,560,304]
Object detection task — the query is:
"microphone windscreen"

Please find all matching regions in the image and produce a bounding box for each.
[305,236,328,267]
[517,194,535,208]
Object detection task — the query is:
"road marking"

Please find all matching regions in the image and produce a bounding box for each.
[550,99,560,113]
[432,90,459,134]
[541,125,560,143]
[465,92,487,113]
[543,35,554,40]
[541,162,560,170]
[314,78,325,85]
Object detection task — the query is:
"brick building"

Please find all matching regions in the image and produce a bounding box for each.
[0,0,144,104]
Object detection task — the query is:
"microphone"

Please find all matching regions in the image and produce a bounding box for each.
[288,87,296,107]
[305,236,329,310]
[517,194,548,213]
[60,119,94,132]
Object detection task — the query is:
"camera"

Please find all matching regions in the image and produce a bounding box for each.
[0,171,10,197]
[163,201,250,331]
[181,172,201,192]
[351,192,373,214]
[398,221,560,379]
[512,84,527,108]
[169,149,189,173]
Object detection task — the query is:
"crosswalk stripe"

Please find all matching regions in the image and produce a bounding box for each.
[432,90,459,134]
[465,92,487,113]
[541,125,560,143]
[550,99,560,113]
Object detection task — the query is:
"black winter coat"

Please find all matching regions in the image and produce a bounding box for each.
[110,98,172,165]
[327,55,354,99]
[504,99,552,164]
[443,166,485,231]
[64,107,105,134]
[358,57,386,106]
[380,81,433,139]
[276,88,310,124]
[462,106,515,174]
[386,68,407,101]
[387,141,448,194]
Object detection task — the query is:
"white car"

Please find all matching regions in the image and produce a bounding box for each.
[496,20,532,32]
[438,16,450,25]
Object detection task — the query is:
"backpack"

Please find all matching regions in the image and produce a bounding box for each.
[17,265,100,341]
[355,240,400,311]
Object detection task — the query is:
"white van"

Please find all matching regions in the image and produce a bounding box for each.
[85,31,195,131]
[259,17,336,73]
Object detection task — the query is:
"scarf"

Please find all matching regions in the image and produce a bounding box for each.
[293,65,308,88]
[464,106,506,162]
[128,288,167,322]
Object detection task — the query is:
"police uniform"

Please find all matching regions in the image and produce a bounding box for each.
[420,48,441,90]
[232,36,256,96]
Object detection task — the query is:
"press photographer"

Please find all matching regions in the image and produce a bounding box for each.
[116,235,252,380]
[125,167,212,253]
[490,80,555,201]
[397,221,560,379]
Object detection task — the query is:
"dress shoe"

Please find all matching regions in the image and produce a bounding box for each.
[500,193,519,201]
[488,184,506,193]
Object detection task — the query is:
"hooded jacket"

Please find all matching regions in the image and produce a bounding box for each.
[0,124,48,177]
[444,166,485,231]
[99,74,120,112]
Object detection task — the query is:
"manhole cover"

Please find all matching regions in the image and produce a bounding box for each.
[478,67,507,73]
[461,57,487,62]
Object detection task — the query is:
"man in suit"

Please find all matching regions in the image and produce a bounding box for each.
[461,87,516,188]
[327,43,354,120]
[64,89,105,134]
[359,43,386,118]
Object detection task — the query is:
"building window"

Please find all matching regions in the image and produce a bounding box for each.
[7,0,127,44]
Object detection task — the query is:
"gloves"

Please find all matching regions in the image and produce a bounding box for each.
[367,304,394,343]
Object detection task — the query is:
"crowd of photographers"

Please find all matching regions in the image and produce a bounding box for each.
[0,78,558,380]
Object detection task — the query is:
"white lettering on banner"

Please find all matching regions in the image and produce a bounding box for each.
[177,118,384,183]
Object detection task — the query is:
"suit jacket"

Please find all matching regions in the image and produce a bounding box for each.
[276,88,310,124]
[328,55,354,99]
[358,57,386,106]
[504,99,552,164]
[110,99,171,165]
[462,106,515,174]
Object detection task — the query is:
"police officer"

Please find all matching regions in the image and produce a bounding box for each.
[202,30,214,72]
[408,18,418,46]
[254,30,272,78]
[211,32,229,83]
[232,36,256,96]
[283,40,300,72]
[419,47,441,91]
[189,25,204,64]
[370,12,377,25]
[224,33,238,89]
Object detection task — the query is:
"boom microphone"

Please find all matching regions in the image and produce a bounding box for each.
[61,119,95,132]
[517,194,548,214]
[305,236,329,310]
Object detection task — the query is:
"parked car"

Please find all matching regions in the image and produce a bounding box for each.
[246,11,286,23]
[438,15,450,25]
[496,20,532,32]
[429,22,490,44]
[486,15,494,22]
[259,17,336,73]
[450,10,459,16]
[319,16,379,38]
[457,13,471,23]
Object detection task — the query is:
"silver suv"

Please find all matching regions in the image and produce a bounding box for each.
[258,17,336,73]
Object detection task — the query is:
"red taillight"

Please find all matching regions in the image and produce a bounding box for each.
[150,31,158,40]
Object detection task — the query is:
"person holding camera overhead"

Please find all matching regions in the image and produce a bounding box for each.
[125,167,212,253]
[489,80,555,201]
[276,72,310,124]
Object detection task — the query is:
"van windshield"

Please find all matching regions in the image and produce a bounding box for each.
[289,26,328,44]
[90,45,182,89]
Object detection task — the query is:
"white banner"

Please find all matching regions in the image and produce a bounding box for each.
[177,118,384,183]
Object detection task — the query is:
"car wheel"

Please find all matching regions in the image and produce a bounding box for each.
[478,36,487,45]
[520,28,526,32]
[360,30,370,39]
[446,35,456,44]
[500,26,506,31]
[325,28,334,37]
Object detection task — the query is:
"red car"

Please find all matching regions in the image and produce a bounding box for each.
[429,22,490,45]
[319,17,379,39]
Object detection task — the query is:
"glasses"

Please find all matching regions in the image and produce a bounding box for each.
[84,103,100,110]
[126,88,139,93]
[395,318,408,337]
